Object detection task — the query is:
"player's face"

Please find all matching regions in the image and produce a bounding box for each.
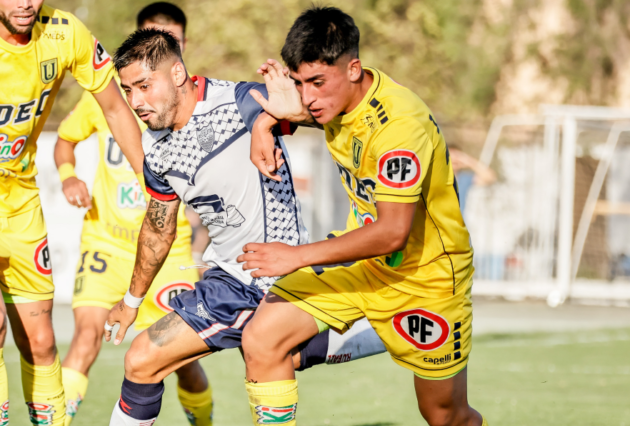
[140,21,186,53]
[120,60,180,131]
[0,0,43,35]
[290,56,361,124]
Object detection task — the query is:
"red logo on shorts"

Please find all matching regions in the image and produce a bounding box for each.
[33,239,52,276]
[154,282,194,312]
[392,308,450,351]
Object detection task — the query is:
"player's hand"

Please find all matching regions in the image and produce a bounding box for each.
[104,300,138,345]
[250,59,310,123]
[62,177,92,209]
[238,242,302,278]
[251,114,286,181]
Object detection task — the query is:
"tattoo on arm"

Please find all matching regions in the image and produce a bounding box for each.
[129,198,179,296]
[146,199,169,229]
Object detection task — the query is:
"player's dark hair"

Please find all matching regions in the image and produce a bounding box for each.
[281,6,360,71]
[114,28,182,72]
[137,2,187,33]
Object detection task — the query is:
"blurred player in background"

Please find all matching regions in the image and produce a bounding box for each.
[241,6,488,426]
[54,4,214,425]
[0,0,144,424]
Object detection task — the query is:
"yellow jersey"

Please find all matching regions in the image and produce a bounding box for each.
[57,85,192,260]
[0,4,115,216]
[325,68,473,299]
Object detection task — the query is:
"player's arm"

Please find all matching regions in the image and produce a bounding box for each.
[54,91,100,209]
[105,196,180,345]
[93,80,144,175]
[249,59,323,180]
[238,200,416,277]
[54,137,92,209]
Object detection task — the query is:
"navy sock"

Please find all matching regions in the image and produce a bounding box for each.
[119,378,165,420]
[297,330,329,371]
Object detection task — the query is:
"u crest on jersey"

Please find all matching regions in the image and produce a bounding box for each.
[40,58,58,84]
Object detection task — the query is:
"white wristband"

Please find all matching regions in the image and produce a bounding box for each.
[123,290,144,309]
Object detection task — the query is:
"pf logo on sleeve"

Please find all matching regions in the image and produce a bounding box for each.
[378,150,421,188]
[392,308,450,351]
[92,39,111,70]
[33,238,52,276]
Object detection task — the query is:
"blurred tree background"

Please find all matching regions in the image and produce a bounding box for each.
[46,0,630,144]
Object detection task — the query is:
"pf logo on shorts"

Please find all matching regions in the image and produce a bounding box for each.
[393,308,450,351]
[378,150,421,189]
[155,282,194,312]
[33,239,52,276]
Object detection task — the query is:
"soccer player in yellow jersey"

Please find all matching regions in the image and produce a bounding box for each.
[0,0,143,424]
[239,7,488,426]
[53,4,214,425]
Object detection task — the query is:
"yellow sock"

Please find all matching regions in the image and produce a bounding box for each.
[61,367,88,426]
[245,379,298,426]
[177,384,213,426]
[482,415,489,426]
[0,349,9,425]
[21,354,65,426]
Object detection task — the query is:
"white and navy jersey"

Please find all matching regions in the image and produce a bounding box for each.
[143,76,308,290]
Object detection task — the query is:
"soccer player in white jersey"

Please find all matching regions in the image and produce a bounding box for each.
[102,29,385,425]
[0,1,143,424]
[55,4,215,425]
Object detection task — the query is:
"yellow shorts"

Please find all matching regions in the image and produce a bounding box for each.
[270,260,473,379]
[73,243,199,330]
[0,205,54,301]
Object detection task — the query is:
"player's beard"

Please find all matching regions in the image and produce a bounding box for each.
[0,9,39,35]
[144,88,179,131]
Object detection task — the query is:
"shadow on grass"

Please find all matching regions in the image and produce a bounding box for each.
[351,423,399,426]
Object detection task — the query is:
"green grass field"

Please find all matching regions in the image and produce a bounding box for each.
[4,328,630,425]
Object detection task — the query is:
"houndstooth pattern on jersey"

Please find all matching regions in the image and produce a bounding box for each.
[253,140,301,290]
[145,103,245,178]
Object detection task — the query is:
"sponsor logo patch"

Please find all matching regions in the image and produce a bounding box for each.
[117,180,146,209]
[65,394,82,419]
[392,308,450,351]
[40,58,58,84]
[26,402,55,426]
[34,239,52,276]
[254,404,297,424]
[351,200,374,227]
[0,134,27,160]
[154,282,194,313]
[424,354,452,365]
[326,353,352,364]
[377,149,421,189]
[93,39,111,70]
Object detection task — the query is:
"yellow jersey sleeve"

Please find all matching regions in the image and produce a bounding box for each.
[67,13,114,94]
[369,117,433,203]
[57,91,99,143]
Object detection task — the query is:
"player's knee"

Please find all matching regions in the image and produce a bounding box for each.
[24,329,56,361]
[73,325,103,358]
[0,313,7,346]
[124,339,160,381]
[242,325,277,367]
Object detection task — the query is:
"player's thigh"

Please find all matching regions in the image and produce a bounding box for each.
[0,206,54,300]
[136,259,197,330]
[268,261,369,334]
[72,245,132,310]
[365,276,473,380]
[6,299,56,364]
[72,306,110,338]
[126,312,211,381]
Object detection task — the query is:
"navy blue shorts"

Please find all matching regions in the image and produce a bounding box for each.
[169,267,265,351]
